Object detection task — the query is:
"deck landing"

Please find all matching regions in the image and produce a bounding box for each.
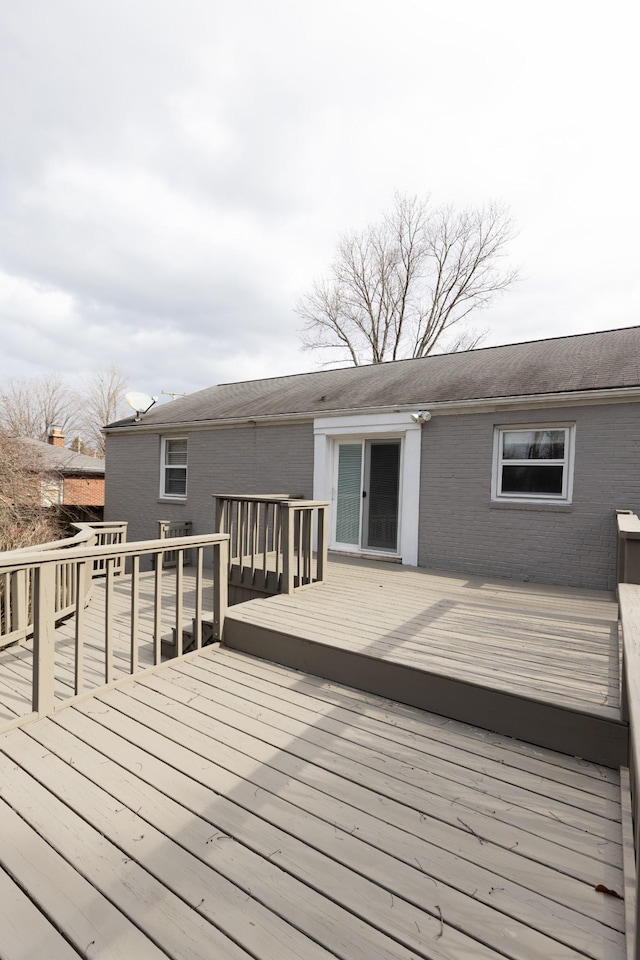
[224,556,626,766]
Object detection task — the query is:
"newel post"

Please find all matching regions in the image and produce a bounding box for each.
[316,505,329,583]
[212,537,229,640]
[281,503,295,594]
[32,561,57,716]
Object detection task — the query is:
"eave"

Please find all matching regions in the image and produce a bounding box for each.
[102,385,640,435]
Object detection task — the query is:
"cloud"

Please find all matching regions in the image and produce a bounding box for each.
[0,0,637,401]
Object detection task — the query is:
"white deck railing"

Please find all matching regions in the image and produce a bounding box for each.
[0,530,229,722]
[0,521,127,650]
[214,494,329,595]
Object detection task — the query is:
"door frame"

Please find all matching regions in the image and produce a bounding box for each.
[313,412,422,566]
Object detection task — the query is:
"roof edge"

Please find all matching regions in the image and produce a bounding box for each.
[103,385,640,434]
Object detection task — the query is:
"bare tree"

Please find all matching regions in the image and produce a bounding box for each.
[0,431,63,551]
[297,193,518,365]
[78,365,128,456]
[0,374,80,440]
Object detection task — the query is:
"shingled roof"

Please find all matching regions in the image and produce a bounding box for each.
[21,438,105,475]
[108,326,640,429]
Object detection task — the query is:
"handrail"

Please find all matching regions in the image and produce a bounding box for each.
[0,531,229,720]
[0,521,128,650]
[214,494,329,596]
[618,582,640,959]
[6,522,97,556]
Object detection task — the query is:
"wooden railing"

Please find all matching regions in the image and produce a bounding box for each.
[0,521,127,650]
[616,511,640,956]
[617,510,640,588]
[159,519,193,568]
[214,495,329,598]
[0,531,229,721]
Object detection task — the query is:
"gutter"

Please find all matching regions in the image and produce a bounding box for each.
[103,385,640,435]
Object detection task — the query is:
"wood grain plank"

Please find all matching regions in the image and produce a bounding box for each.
[80,687,625,957]
[0,749,253,960]
[0,795,166,959]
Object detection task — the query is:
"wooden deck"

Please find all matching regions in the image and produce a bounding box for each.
[225,555,626,766]
[0,567,217,726]
[0,644,628,959]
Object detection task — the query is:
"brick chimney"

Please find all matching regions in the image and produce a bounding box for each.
[48,425,65,447]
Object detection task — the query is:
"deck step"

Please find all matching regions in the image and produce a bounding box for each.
[223,617,629,769]
[162,620,219,658]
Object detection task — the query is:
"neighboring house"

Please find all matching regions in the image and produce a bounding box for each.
[104,326,640,590]
[23,428,105,521]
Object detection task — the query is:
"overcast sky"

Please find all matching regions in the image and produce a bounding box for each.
[0,0,637,408]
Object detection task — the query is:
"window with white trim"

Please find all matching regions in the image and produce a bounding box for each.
[161,437,188,498]
[492,425,574,502]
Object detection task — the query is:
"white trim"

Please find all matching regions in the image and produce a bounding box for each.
[160,436,188,500]
[491,422,576,505]
[313,412,421,565]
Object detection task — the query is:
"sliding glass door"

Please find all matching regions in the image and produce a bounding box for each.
[333,439,401,553]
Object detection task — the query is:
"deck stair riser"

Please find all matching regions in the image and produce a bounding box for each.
[223,620,628,768]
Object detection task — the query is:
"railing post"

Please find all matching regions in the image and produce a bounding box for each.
[32,562,57,716]
[316,504,329,583]
[617,511,640,592]
[212,538,229,640]
[281,503,295,594]
[214,497,226,534]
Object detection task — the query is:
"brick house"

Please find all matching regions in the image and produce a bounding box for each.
[104,326,640,590]
[23,428,105,521]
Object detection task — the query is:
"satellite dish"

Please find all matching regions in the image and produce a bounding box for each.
[125,391,157,421]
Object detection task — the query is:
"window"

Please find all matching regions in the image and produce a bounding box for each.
[41,477,63,506]
[492,425,574,503]
[161,437,187,498]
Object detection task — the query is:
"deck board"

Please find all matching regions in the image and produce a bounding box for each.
[224,556,625,764]
[226,558,620,712]
[0,646,626,959]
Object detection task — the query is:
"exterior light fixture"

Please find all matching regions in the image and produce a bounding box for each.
[410,411,432,424]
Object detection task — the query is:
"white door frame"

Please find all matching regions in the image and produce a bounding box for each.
[313,412,422,566]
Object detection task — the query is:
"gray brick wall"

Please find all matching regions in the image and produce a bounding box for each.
[106,401,640,590]
[105,422,315,548]
[418,402,640,589]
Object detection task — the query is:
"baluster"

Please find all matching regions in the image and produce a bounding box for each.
[104,557,114,684]
[130,555,140,674]
[235,500,241,562]
[194,547,203,650]
[74,561,87,695]
[274,503,281,583]
[33,562,56,716]
[239,500,246,574]
[154,552,163,665]
[2,572,11,636]
[261,502,269,588]
[175,549,184,657]
[251,501,258,581]
[304,509,311,583]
